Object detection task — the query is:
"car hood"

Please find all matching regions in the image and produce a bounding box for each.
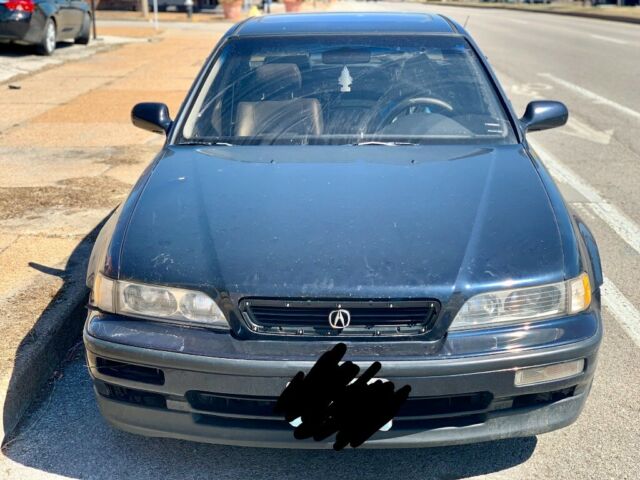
[119,145,565,304]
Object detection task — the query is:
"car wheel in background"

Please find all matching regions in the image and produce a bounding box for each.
[36,18,56,56]
[75,13,91,45]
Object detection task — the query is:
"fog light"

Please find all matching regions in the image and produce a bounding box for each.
[514,359,584,386]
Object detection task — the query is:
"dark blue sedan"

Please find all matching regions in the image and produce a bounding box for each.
[83,13,602,448]
[0,0,90,55]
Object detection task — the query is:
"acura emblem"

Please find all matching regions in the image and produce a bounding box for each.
[328,308,351,329]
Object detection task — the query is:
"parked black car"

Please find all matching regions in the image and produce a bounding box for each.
[0,0,90,55]
[84,13,602,448]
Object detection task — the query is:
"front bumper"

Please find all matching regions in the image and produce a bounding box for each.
[84,309,602,448]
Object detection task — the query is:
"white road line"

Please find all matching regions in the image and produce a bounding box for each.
[529,140,640,257]
[531,140,640,348]
[538,73,640,121]
[588,34,628,45]
[602,277,640,349]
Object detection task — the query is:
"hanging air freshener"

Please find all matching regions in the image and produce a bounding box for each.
[338,66,352,93]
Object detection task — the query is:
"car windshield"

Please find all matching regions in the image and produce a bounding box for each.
[179,35,517,145]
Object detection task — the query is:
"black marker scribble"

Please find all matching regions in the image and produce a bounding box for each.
[274,343,411,450]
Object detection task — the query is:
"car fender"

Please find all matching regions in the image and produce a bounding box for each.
[86,151,167,287]
[86,204,123,289]
[573,213,604,289]
[35,1,57,27]
[527,147,603,295]
[21,3,54,44]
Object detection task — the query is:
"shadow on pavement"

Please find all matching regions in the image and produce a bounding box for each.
[1,218,106,442]
[0,41,75,58]
[3,357,537,480]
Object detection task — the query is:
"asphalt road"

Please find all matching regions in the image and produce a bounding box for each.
[2,3,640,479]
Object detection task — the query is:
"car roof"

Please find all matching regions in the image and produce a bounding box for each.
[232,12,458,37]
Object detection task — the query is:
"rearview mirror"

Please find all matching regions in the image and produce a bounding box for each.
[520,101,568,133]
[131,102,172,135]
[322,48,371,64]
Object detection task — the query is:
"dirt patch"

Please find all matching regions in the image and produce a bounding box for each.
[30,89,186,124]
[0,176,131,221]
[0,276,64,361]
[99,144,160,166]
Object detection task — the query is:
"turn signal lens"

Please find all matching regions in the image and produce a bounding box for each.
[515,359,585,386]
[92,273,115,313]
[569,273,591,314]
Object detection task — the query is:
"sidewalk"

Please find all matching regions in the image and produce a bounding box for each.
[0,23,221,442]
[0,35,139,86]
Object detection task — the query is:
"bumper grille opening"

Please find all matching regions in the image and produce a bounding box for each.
[185,391,492,420]
[512,387,576,409]
[193,413,292,430]
[241,298,440,338]
[186,391,280,418]
[95,381,167,409]
[96,357,165,385]
[397,392,493,418]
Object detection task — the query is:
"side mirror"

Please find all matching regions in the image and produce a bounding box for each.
[520,100,568,133]
[131,102,172,135]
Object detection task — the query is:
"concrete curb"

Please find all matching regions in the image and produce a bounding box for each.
[1,226,102,444]
[422,2,640,25]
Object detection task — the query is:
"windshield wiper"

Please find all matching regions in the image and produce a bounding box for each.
[178,140,234,146]
[354,141,417,146]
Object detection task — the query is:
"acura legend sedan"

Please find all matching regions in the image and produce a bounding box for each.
[83,13,603,448]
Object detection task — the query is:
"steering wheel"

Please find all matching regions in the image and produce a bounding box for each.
[367,96,454,133]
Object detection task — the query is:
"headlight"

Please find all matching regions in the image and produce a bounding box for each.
[449,273,591,331]
[91,273,229,329]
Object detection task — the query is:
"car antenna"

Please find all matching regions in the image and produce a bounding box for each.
[463,16,470,28]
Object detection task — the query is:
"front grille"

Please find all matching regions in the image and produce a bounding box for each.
[240,299,440,338]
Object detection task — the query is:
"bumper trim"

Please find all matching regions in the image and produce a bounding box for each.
[96,387,589,449]
[84,322,601,378]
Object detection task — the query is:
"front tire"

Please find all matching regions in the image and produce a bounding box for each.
[75,13,91,45]
[36,18,56,56]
